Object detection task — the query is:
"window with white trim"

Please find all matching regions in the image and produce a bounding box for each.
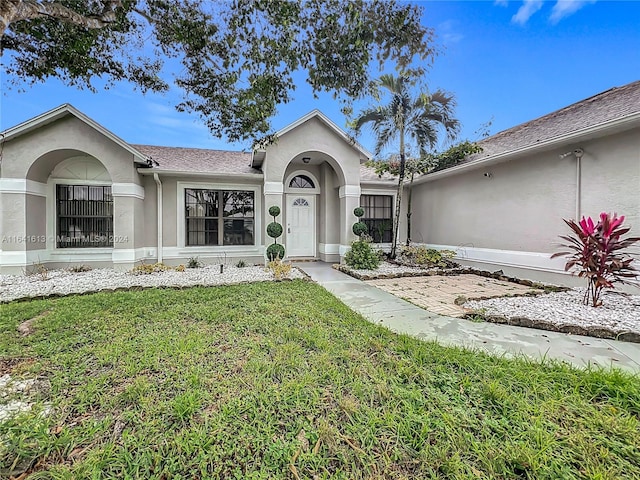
[289,175,315,189]
[185,189,254,246]
[360,194,393,243]
[56,185,114,248]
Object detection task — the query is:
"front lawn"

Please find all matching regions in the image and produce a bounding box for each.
[1,280,639,479]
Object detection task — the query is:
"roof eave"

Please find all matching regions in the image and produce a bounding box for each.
[1,104,150,165]
[413,111,640,186]
[268,109,373,160]
[137,168,264,179]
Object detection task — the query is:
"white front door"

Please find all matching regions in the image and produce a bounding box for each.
[286,195,315,257]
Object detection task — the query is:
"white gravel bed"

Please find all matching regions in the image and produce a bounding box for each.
[0,265,304,303]
[341,261,467,278]
[466,288,640,336]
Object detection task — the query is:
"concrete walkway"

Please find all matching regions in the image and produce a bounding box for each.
[294,262,640,373]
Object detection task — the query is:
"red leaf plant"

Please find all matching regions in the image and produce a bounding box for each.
[552,213,640,307]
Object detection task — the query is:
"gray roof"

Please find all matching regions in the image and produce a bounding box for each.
[472,80,640,160]
[133,145,260,175]
[359,164,397,183]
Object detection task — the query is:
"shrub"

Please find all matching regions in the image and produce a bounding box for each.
[345,240,381,270]
[268,205,281,217]
[267,205,285,260]
[267,259,292,280]
[398,245,457,267]
[266,243,286,261]
[236,259,247,268]
[68,264,92,273]
[130,263,171,275]
[352,221,368,237]
[174,264,186,272]
[186,256,201,269]
[552,213,640,307]
[266,222,283,239]
[354,207,365,218]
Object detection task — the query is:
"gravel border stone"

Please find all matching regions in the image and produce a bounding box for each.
[0,265,304,303]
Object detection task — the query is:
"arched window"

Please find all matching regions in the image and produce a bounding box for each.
[289,175,315,189]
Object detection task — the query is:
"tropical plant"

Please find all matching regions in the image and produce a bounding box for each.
[353,74,459,257]
[552,213,640,307]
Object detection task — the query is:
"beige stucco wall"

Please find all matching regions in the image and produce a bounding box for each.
[412,129,640,252]
[0,114,146,273]
[410,127,640,286]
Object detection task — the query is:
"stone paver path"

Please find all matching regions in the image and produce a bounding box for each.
[294,262,640,372]
[367,274,542,317]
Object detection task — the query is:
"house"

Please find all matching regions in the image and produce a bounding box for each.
[2,80,638,285]
[0,106,397,274]
[410,80,640,286]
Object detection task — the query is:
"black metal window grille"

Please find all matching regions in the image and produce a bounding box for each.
[185,189,254,246]
[56,185,114,248]
[360,194,393,243]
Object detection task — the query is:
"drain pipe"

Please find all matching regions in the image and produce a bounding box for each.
[560,148,584,220]
[573,148,584,221]
[153,173,163,263]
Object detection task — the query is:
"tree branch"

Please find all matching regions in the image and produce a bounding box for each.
[1,0,122,39]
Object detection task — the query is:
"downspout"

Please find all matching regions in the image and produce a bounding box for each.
[153,173,163,263]
[574,148,584,220]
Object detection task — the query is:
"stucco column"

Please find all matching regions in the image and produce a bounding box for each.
[263,181,284,260]
[338,184,361,259]
[111,183,145,271]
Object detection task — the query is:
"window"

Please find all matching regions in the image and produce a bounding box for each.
[289,175,315,189]
[56,185,114,248]
[185,189,254,246]
[360,194,393,243]
[292,198,309,207]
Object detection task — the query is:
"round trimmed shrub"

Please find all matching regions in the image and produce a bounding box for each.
[266,243,286,261]
[352,221,368,237]
[267,221,283,239]
[268,205,281,217]
[354,207,365,218]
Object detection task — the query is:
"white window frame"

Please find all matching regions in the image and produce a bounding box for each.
[284,170,321,195]
[360,188,397,247]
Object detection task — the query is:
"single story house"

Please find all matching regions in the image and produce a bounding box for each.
[0,106,397,274]
[1,80,638,288]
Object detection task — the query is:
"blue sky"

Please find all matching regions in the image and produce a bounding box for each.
[2,0,639,155]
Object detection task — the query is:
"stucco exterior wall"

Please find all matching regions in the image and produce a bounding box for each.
[410,127,640,285]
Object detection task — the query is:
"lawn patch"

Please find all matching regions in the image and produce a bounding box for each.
[1,281,639,478]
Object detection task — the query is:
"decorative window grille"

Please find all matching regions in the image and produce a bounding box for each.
[289,175,315,189]
[292,198,310,207]
[56,185,113,248]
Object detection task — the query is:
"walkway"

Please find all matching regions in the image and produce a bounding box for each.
[294,262,640,373]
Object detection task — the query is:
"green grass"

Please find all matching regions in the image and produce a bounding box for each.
[1,280,639,479]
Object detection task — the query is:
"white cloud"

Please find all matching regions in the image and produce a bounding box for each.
[550,0,596,24]
[438,20,464,45]
[512,0,544,25]
[494,0,509,6]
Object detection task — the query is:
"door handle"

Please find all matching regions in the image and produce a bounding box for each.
[288,227,291,233]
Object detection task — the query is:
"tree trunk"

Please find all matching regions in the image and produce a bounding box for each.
[390,127,405,259]
[406,171,414,246]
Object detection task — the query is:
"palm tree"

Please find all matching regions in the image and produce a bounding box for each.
[353,74,459,258]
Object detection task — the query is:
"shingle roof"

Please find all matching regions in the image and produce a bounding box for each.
[133,145,261,175]
[472,80,640,160]
[359,164,397,183]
